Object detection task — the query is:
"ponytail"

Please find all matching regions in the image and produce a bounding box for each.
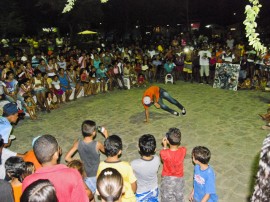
[106,195,114,202]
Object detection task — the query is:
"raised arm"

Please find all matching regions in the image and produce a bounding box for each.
[65,139,79,162]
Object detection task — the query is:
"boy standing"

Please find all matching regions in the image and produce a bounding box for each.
[189,146,218,202]
[65,120,108,194]
[131,134,160,201]
[160,127,186,202]
[97,135,137,202]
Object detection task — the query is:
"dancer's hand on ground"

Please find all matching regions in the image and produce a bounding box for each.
[154,102,160,109]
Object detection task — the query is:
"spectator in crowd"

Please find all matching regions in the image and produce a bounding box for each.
[22,134,89,202]
[0,102,19,147]
[21,179,58,202]
[65,120,108,196]
[0,179,14,202]
[160,127,186,202]
[131,134,160,201]
[251,134,270,202]
[5,156,26,202]
[97,135,137,202]
[189,146,218,202]
[97,168,124,202]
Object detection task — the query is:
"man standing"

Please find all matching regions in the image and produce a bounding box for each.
[0,102,18,147]
[198,44,211,84]
[142,86,186,123]
[22,134,88,202]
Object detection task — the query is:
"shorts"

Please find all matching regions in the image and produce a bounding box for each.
[200,65,209,76]
[85,176,96,193]
[160,176,185,202]
[34,87,46,94]
[136,187,159,202]
[54,89,64,95]
[183,64,192,74]
[175,66,184,72]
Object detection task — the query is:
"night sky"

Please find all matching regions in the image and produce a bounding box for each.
[1,0,270,36]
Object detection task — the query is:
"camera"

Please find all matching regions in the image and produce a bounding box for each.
[97,126,105,133]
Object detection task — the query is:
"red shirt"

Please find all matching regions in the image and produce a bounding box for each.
[160,147,186,177]
[142,86,160,109]
[22,164,88,202]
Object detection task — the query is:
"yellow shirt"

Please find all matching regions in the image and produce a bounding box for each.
[97,161,137,202]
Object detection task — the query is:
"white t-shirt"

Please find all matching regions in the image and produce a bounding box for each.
[226,39,234,49]
[52,80,61,90]
[131,155,160,194]
[198,50,211,65]
[0,148,17,179]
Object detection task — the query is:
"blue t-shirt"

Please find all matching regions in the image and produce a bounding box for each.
[193,164,218,202]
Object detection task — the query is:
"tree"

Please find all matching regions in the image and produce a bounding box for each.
[0,0,25,37]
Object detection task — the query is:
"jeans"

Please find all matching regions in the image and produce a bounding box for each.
[158,88,184,114]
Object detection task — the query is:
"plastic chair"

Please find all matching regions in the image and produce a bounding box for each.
[165,74,174,84]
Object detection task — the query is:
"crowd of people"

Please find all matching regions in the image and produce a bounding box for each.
[0,102,218,202]
[0,33,270,121]
[0,32,270,202]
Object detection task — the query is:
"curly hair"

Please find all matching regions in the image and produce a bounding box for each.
[251,134,270,202]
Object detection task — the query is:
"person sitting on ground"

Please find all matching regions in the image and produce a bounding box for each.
[21,179,58,202]
[160,127,186,202]
[4,71,18,103]
[131,134,160,201]
[5,156,26,202]
[142,86,186,123]
[22,134,89,202]
[97,135,137,202]
[96,63,108,93]
[97,168,124,202]
[65,120,108,196]
[51,75,64,104]
[189,146,218,202]
[58,68,72,102]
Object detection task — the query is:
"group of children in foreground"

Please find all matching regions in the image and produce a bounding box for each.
[3,120,217,202]
[64,120,218,202]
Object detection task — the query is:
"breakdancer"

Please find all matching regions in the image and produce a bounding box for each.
[142,86,186,122]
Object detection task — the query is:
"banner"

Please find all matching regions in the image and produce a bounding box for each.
[213,63,240,91]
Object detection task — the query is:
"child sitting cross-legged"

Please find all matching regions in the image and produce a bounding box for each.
[97,135,137,202]
[131,134,160,201]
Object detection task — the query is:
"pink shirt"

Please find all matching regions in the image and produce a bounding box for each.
[22,164,88,202]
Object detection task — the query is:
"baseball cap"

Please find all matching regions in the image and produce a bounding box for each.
[143,96,151,105]
[3,102,18,116]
